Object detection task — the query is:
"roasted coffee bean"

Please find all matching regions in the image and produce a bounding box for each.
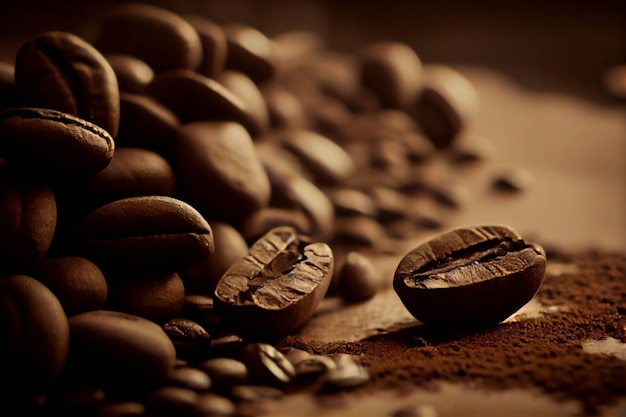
[0,275,70,395]
[358,41,423,109]
[0,107,115,177]
[94,401,146,417]
[184,15,228,78]
[144,386,199,416]
[338,251,383,303]
[209,330,245,358]
[292,355,336,389]
[238,207,311,244]
[259,81,308,129]
[409,64,478,149]
[14,31,120,137]
[194,393,236,417]
[66,309,177,384]
[0,177,56,270]
[36,256,108,316]
[393,225,547,325]
[105,54,154,94]
[324,353,369,390]
[116,92,180,158]
[162,318,212,360]
[78,195,214,272]
[148,69,262,136]
[273,128,357,185]
[239,343,296,387]
[181,294,221,329]
[179,220,249,294]
[213,226,333,339]
[229,384,284,403]
[197,358,249,390]
[279,346,312,366]
[94,3,203,73]
[223,23,279,83]
[327,187,378,218]
[332,215,392,253]
[109,272,185,323]
[216,70,270,137]
[164,366,211,392]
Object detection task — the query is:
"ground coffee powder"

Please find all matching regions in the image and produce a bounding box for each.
[280,249,626,416]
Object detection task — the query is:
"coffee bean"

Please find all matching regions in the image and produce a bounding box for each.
[0,177,56,271]
[184,15,228,78]
[94,401,146,417]
[338,251,383,303]
[216,70,270,137]
[292,355,336,389]
[144,386,199,416]
[259,81,308,129]
[116,92,180,159]
[78,195,214,272]
[181,294,221,330]
[209,330,245,358]
[94,3,203,73]
[213,226,333,339]
[197,358,249,390]
[239,343,296,387]
[162,318,212,360]
[0,107,115,177]
[66,309,177,384]
[0,275,70,395]
[110,272,185,323]
[408,65,478,149]
[0,61,19,111]
[238,207,311,244]
[193,392,236,417]
[14,31,120,137]
[491,166,533,192]
[358,41,423,109]
[148,69,262,136]
[223,23,279,83]
[324,353,369,390]
[163,366,212,392]
[36,256,108,316]
[229,384,284,403]
[184,221,249,293]
[327,187,378,218]
[393,225,547,325]
[174,121,271,224]
[105,54,154,94]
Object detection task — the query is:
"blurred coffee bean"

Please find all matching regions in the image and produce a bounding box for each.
[148,69,262,136]
[338,251,383,303]
[358,41,423,109]
[184,15,228,78]
[229,384,284,403]
[216,70,270,137]
[491,166,533,192]
[409,64,479,149]
[0,61,19,111]
[175,121,271,224]
[0,275,70,396]
[197,358,249,390]
[0,177,56,271]
[144,386,199,416]
[292,355,336,389]
[94,401,146,417]
[259,81,308,129]
[324,353,369,390]
[223,23,280,83]
[181,294,221,329]
[327,187,378,218]
[180,221,249,294]
[194,392,236,417]
[105,54,154,94]
[36,256,108,316]
[239,343,296,387]
[14,31,120,137]
[94,2,203,73]
[209,329,245,359]
[163,366,212,392]
[116,92,180,159]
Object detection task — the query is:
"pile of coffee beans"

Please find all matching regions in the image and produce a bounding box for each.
[0,2,536,415]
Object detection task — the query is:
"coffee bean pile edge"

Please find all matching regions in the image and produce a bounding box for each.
[0,2,541,416]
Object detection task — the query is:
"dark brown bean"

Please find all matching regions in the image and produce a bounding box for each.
[162,318,212,360]
[239,343,296,387]
[338,251,383,303]
[14,31,120,137]
[223,23,280,83]
[78,195,214,272]
[197,358,249,390]
[94,3,203,73]
[184,15,228,78]
[393,225,547,325]
[105,54,154,94]
[213,226,333,339]
[0,107,115,177]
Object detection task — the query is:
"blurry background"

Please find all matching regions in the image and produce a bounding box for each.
[1,0,624,104]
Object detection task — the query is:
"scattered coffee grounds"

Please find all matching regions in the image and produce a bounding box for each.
[280,249,626,416]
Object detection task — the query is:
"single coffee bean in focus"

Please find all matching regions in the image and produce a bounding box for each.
[393,225,547,326]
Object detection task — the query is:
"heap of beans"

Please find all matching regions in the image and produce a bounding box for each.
[0,3,529,416]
